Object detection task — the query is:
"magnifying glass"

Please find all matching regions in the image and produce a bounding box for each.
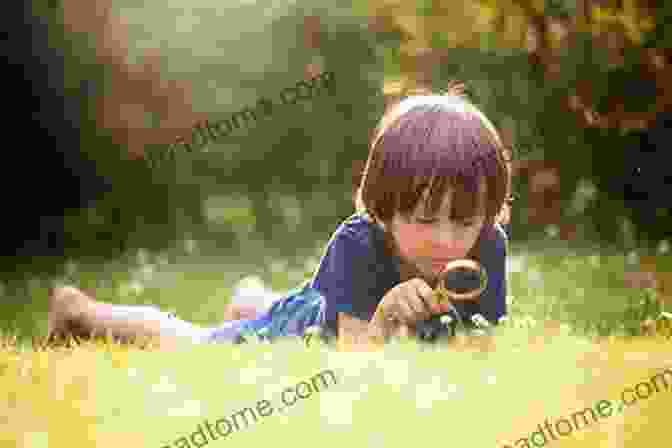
[416,258,488,342]
[434,258,488,303]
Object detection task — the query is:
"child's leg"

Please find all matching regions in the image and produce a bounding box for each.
[208,283,327,344]
[47,286,212,349]
[221,303,264,321]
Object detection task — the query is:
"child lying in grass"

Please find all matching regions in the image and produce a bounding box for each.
[47,82,512,350]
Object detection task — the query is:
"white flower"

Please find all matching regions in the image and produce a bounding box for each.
[136,248,150,266]
[471,314,491,328]
[184,238,198,255]
[657,240,670,255]
[440,315,454,326]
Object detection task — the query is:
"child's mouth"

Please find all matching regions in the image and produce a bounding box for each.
[431,258,457,271]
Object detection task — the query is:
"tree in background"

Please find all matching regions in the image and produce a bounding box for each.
[35,0,670,260]
[353,0,670,246]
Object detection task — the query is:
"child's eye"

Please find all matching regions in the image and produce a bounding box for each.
[415,217,475,226]
[416,217,438,224]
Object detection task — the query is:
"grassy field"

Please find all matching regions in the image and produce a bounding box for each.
[0,238,670,448]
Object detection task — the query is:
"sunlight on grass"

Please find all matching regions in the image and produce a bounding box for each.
[0,242,670,447]
[0,327,670,447]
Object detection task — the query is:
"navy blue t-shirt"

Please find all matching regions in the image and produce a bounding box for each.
[310,212,508,336]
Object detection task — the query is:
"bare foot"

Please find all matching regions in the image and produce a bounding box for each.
[46,286,95,344]
[46,286,195,350]
[623,270,658,290]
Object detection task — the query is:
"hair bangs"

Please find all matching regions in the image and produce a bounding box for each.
[359,87,509,229]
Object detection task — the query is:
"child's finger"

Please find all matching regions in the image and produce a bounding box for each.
[403,287,432,320]
[394,322,411,338]
[413,279,441,314]
[396,299,417,323]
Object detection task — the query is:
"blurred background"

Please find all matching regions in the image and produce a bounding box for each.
[3,0,671,338]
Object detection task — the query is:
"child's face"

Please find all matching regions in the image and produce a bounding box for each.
[386,181,487,280]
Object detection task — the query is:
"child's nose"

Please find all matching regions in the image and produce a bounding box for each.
[433,228,461,249]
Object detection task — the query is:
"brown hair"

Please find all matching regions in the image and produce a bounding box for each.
[355,81,511,271]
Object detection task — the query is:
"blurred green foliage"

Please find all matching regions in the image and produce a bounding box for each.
[34,0,672,263]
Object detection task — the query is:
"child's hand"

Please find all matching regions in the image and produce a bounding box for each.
[372,278,447,330]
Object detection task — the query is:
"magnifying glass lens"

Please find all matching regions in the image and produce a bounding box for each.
[437,259,487,301]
